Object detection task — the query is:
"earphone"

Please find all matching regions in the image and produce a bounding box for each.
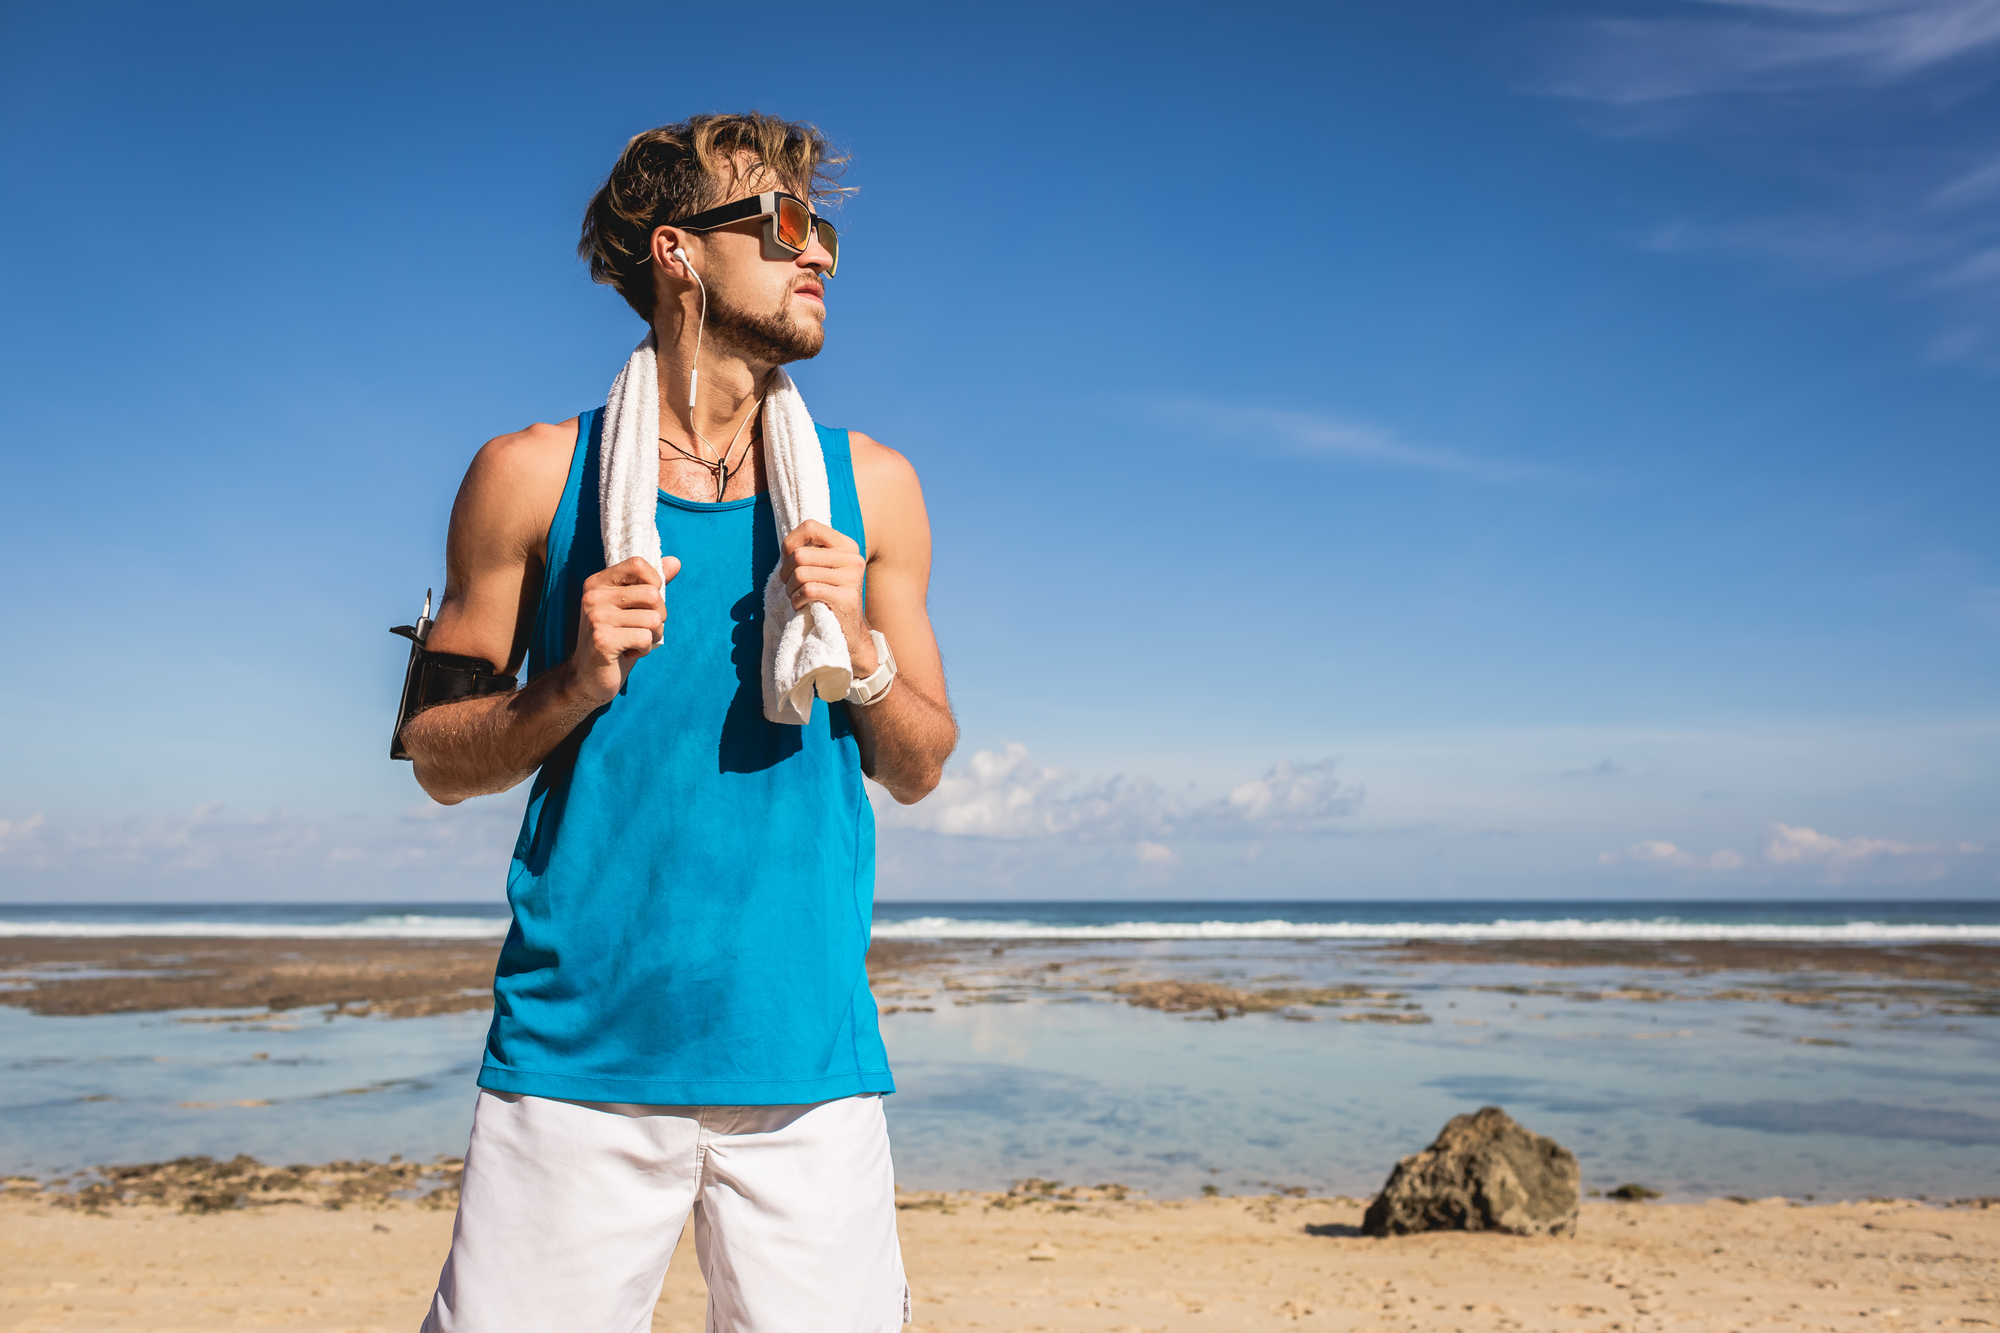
[671,246,707,411]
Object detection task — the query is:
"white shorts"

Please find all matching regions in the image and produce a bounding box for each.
[421,1090,908,1333]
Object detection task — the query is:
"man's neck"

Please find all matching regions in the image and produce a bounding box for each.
[652,310,770,448]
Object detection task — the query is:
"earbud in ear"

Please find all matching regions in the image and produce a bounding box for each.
[672,247,694,275]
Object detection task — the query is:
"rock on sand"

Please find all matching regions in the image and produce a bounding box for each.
[1362,1104,1580,1237]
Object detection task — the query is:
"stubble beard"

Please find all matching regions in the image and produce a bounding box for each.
[705,286,825,366]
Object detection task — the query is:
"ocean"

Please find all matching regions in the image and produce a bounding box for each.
[3,898,1998,940]
[4,900,1996,1200]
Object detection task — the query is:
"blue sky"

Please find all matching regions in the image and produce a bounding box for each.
[1,0,1995,901]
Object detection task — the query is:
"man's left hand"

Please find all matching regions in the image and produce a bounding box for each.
[780,520,880,676]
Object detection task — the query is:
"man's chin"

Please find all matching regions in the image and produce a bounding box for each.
[787,328,826,363]
[766,318,826,365]
[707,307,824,366]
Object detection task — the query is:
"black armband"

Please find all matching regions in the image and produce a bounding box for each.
[388,591,518,760]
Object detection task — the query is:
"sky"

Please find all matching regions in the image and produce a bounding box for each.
[0,0,1995,903]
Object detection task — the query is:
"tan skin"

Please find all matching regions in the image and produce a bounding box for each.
[400,166,957,805]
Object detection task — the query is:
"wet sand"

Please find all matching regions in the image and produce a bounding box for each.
[3,1187,1994,1331]
[0,938,500,1019]
[1383,938,2000,984]
[7,936,1995,1020]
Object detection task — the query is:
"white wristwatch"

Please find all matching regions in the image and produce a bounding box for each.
[845,630,898,707]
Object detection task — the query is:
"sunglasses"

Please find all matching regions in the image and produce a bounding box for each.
[665,191,839,278]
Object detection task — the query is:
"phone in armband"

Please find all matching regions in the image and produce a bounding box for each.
[389,589,519,761]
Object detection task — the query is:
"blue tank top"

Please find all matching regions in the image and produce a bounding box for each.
[477,408,893,1105]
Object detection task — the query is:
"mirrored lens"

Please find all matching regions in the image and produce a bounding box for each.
[775,196,812,251]
[814,219,839,276]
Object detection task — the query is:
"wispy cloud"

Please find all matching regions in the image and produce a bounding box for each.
[1154,400,1531,482]
[1636,214,1953,281]
[1546,0,2000,103]
[872,743,1363,847]
[1931,153,2000,208]
[1538,0,2000,360]
[0,797,524,887]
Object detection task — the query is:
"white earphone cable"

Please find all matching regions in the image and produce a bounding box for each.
[682,250,708,413]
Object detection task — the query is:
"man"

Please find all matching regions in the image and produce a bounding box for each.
[401,113,956,1332]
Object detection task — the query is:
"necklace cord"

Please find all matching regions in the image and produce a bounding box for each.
[661,392,763,502]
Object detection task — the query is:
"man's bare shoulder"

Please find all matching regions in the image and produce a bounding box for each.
[451,417,583,558]
[847,429,922,497]
[846,430,930,564]
[466,417,582,492]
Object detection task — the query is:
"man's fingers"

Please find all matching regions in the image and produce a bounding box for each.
[594,555,668,587]
[788,580,851,607]
[603,556,659,586]
[590,625,659,660]
[785,543,862,570]
[595,607,665,630]
[782,570,859,597]
[781,521,858,555]
[585,583,665,612]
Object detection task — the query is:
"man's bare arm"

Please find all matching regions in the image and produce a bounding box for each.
[399,422,673,804]
[781,432,957,803]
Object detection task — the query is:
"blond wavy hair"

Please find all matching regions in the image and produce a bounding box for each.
[579,112,850,321]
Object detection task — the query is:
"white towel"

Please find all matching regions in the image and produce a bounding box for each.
[599,333,852,725]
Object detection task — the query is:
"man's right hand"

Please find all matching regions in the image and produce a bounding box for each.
[567,556,679,708]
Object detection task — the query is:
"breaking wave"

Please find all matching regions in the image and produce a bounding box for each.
[0,914,512,940]
[867,916,2000,943]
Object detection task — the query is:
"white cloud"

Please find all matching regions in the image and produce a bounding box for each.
[1763,821,1922,861]
[0,812,47,849]
[873,744,1362,848]
[1218,761,1365,833]
[1605,822,1957,872]
[1134,841,1180,866]
[877,744,1146,840]
[1605,838,1746,869]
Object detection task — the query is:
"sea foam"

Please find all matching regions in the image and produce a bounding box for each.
[867,916,2000,943]
[0,914,513,940]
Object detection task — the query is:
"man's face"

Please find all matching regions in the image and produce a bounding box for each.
[662,180,834,367]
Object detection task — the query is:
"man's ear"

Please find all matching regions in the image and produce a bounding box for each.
[647,228,695,317]
[651,227,694,278]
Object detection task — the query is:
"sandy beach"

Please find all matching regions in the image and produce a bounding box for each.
[4,1186,1995,1331]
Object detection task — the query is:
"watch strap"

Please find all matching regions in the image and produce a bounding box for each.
[845,630,897,706]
